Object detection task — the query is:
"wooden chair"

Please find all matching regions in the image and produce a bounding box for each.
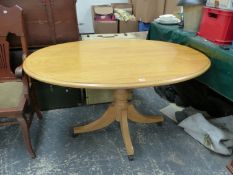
[0,5,42,158]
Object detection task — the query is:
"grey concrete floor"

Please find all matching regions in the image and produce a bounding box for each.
[0,88,232,175]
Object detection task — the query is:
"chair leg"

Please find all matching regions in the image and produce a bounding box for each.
[17,115,36,158]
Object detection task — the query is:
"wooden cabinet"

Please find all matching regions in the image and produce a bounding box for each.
[0,0,79,47]
[0,0,82,110]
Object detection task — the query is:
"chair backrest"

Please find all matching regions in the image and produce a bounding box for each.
[0,40,15,80]
[0,5,28,81]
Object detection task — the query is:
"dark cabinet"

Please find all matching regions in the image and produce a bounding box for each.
[0,0,80,47]
[34,81,84,111]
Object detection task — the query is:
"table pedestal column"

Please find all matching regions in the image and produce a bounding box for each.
[73,89,164,160]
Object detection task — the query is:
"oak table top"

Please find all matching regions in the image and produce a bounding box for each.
[23,39,210,89]
[23,39,211,160]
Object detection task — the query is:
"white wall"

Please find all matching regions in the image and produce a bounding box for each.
[76,0,128,34]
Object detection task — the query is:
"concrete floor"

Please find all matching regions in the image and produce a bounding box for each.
[0,88,232,175]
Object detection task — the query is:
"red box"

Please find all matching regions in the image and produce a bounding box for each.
[198,7,233,45]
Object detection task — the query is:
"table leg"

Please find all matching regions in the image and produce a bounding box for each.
[128,104,164,124]
[120,109,134,158]
[73,105,116,134]
[73,89,164,159]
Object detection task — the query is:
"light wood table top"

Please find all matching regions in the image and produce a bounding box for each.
[23,39,211,160]
[23,39,210,89]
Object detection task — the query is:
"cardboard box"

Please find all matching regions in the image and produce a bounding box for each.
[119,20,138,33]
[158,0,166,15]
[128,0,137,15]
[112,3,133,14]
[92,5,118,34]
[94,5,114,17]
[133,0,180,23]
[94,21,118,34]
[164,0,181,14]
[112,3,138,33]
[135,0,166,23]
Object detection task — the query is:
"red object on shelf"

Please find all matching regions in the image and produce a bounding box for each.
[198,7,233,45]
[95,14,115,21]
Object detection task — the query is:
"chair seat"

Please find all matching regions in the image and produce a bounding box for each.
[0,81,24,109]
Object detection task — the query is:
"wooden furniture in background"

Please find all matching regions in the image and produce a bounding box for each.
[0,0,79,48]
[23,39,211,160]
[0,0,82,111]
[0,5,42,158]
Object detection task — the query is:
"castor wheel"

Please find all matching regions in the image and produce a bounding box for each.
[157,122,163,126]
[72,132,78,138]
[31,153,36,159]
[128,155,134,161]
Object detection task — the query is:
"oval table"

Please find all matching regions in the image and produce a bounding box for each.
[23,39,211,160]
